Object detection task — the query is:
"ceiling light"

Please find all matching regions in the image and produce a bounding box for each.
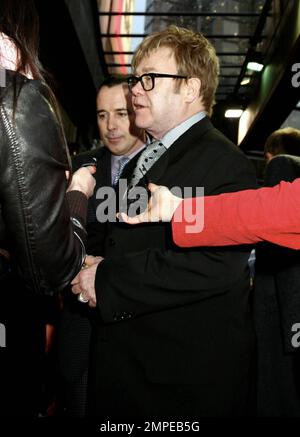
[246,52,264,72]
[241,78,251,86]
[247,61,264,72]
[225,109,243,118]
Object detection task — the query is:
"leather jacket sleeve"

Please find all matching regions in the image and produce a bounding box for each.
[0,71,87,295]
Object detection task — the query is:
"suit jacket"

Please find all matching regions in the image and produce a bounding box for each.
[254,154,300,416]
[57,147,111,417]
[72,147,144,255]
[57,147,143,417]
[72,147,111,254]
[256,154,300,352]
[90,117,257,418]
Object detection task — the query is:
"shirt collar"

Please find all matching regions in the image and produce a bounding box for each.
[111,143,146,167]
[159,111,207,149]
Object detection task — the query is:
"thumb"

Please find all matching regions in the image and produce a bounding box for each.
[85,165,97,174]
[148,183,160,193]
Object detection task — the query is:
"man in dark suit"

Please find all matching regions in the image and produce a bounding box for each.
[72,26,257,418]
[57,75,145,416]
[255,152,300,416]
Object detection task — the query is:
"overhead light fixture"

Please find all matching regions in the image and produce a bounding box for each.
[247,61,264,72]
[246,52,264,72]
[225,109,243,118]
[241,78,251,86]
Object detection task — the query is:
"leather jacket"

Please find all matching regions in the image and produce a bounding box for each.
[0,70,87,295]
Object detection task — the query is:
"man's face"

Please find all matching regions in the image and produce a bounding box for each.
[96,84,144,156]
[131,47,188,139]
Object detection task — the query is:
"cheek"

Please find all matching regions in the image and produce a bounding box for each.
[98,121,106,133]
[150,101,166,122]
[118,118,130,131]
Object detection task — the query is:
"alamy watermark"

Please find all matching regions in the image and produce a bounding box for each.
[0,323,6,348]
[95,179,205,234]
[291,63,300,88]
[0,67,6,88]
[291,322,300,348]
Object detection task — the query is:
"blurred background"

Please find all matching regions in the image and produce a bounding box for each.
[35,0,300,180]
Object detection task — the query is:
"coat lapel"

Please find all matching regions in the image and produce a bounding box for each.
[136,117,214,186]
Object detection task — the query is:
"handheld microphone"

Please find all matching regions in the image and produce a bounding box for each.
[80,156,98,168]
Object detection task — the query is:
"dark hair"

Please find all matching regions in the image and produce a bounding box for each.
[264,127,300,158]
[0,0,62,125]
[98,74,131,91]
[0,0,45,81]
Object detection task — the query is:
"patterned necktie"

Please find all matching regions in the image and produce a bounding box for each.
[129,140,166,187]
[112,156,130,186]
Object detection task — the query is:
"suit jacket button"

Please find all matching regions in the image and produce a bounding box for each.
[108,237,116,246]
[121,312,133,320]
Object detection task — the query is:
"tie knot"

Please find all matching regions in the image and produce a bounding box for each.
[149,139,164,150]
[119,156,130,166]
[143,140,164,160]
[113,156,130,186]
[129,140,166,188]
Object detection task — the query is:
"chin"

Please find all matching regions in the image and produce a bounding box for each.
[111,147,128,156]
[135,115,149,130]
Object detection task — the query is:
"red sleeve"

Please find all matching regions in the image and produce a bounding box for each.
[172,179,300,249]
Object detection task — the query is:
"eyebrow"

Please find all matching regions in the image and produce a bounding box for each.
[96,108,128,114]
[136,67,157,74]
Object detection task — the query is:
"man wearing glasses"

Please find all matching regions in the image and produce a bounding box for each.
[72,26,257,418]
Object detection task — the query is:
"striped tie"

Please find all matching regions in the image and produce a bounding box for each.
[112,156,130,186]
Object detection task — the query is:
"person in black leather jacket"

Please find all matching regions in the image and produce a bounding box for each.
[0,0,95,294]
[0,0,95,416]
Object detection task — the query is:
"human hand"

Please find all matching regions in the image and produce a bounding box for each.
[0,248,10,260]
[67,166,96,198]
[71,256,104,307]
[119,183,182,224]
[84,255,103,267]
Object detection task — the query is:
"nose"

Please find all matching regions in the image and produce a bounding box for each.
[131,80,144,96]
[107,115,116,130]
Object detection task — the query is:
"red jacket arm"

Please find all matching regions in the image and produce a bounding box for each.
[172,179,300,250]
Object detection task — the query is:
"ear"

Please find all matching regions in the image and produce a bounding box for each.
[184,78,201,103]
[265,152,274,163]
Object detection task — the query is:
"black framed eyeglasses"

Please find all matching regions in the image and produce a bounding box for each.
[127,73,188,92]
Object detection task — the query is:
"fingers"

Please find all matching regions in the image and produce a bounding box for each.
[84,255,102,266]
[116,183,163,224]
[71,264,98,306]
[118,211,149,224]
[0,248,10,260]
[71,273,80,285]
[84,165,97,174]
[92,256,104,264]
[72,277,94,305]
[68,166,96,197]
[73,166,96,178]
[148,182,160,192]
[88,298,97,308]
[72,282,83,295]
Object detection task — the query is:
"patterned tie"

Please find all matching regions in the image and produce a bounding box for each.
[112,156,130,186]
[129,140,166,188]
